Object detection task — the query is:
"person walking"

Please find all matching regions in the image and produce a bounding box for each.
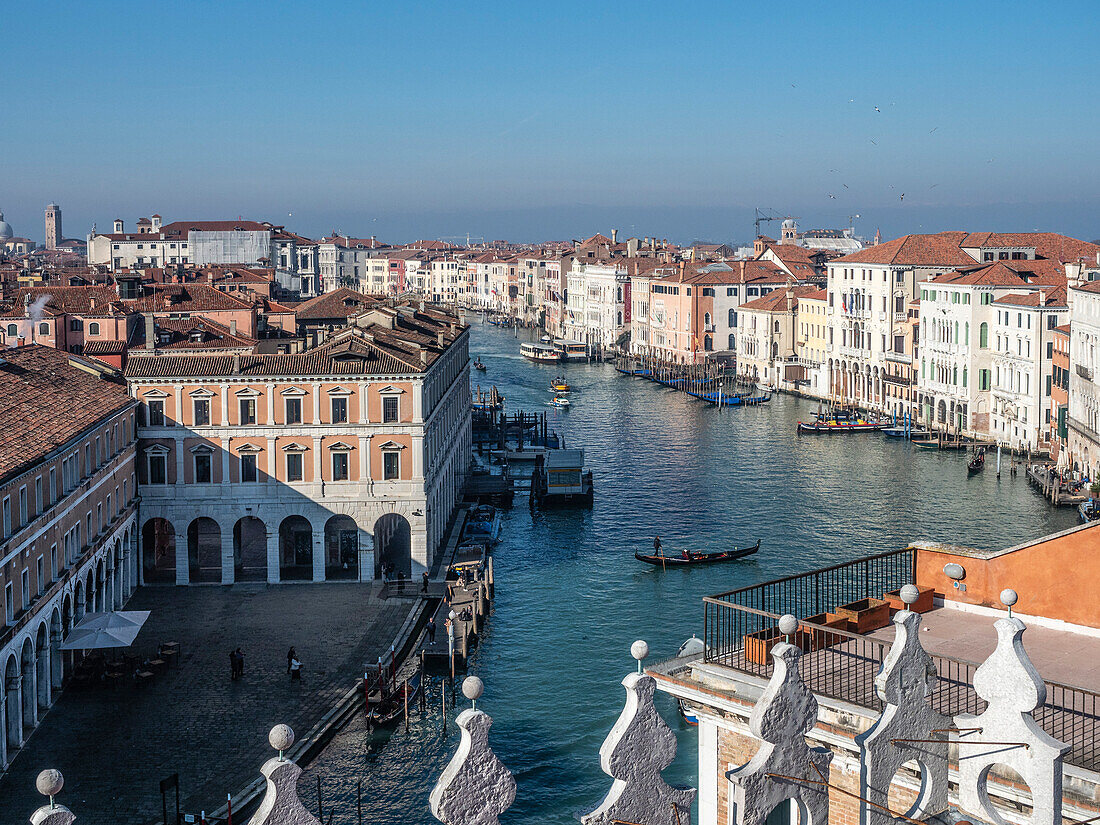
[426,617,436,645]
[228,649,237,681]
[286,647,296,674]
[422,571,430,593]
[234,648,245,679]
[289,655,302,680]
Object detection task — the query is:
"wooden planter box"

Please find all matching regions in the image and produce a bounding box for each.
[834,597,891,633]
[744,625,814,664]
[803,612,850,649]
[883,586,935,615]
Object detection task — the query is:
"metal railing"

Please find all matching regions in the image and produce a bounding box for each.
[702,549,1100,772]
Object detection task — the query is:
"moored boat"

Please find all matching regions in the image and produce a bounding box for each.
[473,358,487,371]
[553,339,588,362]
[882,426,930,439]
[520,342,562,363]
[634,540,760,566]
[797,419,887,433]
[967,447,986,475]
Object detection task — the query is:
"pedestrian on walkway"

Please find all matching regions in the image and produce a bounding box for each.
[422,571,430,593]
[234,647,245,679]
[228,650,237,680]
[289,656,302,680]
[286,647,296,674]
[427,617,436,645]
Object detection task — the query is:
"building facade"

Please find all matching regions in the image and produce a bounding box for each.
[0,347,138,769]
[124,304,470,585]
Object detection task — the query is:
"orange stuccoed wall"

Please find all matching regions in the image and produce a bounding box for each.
[914,522,1100,629]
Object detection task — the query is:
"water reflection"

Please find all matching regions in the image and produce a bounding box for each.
[299,321,1076,824]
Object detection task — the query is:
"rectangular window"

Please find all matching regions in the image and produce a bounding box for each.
[49,468,56,503]
[4,582,13,624]
[331,396,348,424]
[195,453,212,483]
[382,395,399,423]
[240,454,258,483]
[332,452,349,481]
[286,452,303,482]
[285,398,302,424]
[18,486,28,525]
[194,398,210,426]
[21,569,30,612]
[383,451,400,480]
[2,497,9,536]
[149,454,167,485]
[239,398,256,425]
[148,399,165,426]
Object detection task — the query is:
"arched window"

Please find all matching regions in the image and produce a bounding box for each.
[728,334,736,350]
[728,308,736,327]
[954,321,959,343]
[921,358,925,378]
[979,322,989,348]
[704,312,712,327]
[704,335,713,352]
[962,367,967,388]
[964,321,969,346]
[88,322,101,336]
[774,320,780,333]
[952,365,958,385]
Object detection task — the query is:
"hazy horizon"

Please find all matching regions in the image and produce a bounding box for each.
[4,0,1098,247]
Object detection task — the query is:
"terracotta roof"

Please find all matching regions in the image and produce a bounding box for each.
[2,286,127,317]
[930,259,1065,287]
[1055,324,1071,335]
[739,285,819,312]
[800,288,828,301]
[83,340,127,355]
[0,346,133,482]
[129,283,255,313]
[835,232,975,266]
[761,243,821,266]
[146,317,257,350]
[961,233,1100,263]
[992,287,1067,308]
[293,288,382,321]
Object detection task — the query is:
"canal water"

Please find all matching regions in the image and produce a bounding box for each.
[299,321,1076,823]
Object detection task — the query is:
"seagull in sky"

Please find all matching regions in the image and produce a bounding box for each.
[842,184,849,189]
[869,138,878,145]
[900,193,906,201]
[929,184,939,189]
[827,193,837,199]
[929,127,938,134]
[874,106,881,112]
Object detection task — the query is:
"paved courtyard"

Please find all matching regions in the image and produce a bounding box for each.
[0,584,414,825]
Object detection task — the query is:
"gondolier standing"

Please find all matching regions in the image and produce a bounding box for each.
[653,536,662,555]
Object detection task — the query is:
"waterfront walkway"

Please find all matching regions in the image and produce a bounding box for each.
[0,584,412,825]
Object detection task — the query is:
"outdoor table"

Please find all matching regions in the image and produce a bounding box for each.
[161,648,179,667]
[148,658,166,672]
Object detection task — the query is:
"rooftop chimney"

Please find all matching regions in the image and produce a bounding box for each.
[89,296,97,310]
[230,319,237,336]
[1039,290,1046,306]
[232,353,242,374]
[612,229,618,244]
[145,314,156,350]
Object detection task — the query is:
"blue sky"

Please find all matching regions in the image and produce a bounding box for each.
[3,0,1098,245]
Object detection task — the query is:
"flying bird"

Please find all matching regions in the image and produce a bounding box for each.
[874,106,881,112]
[869,138,878,145]
[900,193,906,201]
[929,127,938,134]
[848,98,855,103]
[842,184,849,189]
[827,193,837,199]
[929,184,939,189]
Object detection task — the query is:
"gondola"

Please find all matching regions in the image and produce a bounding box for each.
[473,359,487,371]
[967,447,986,476]
[634,540,760,566]
[367,666,423,728]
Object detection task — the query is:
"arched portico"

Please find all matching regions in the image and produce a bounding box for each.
[35,624,50,711]
[324,515,359,581]
[234,517,267,582]
[374,513,412,579]
[4,653,21,750]
[279,516,313,581]
[20,639,36,733]
[142,517,176,583]
[188,517,222,583]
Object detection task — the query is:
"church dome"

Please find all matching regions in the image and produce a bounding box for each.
[781,218,796,230]
[0,212,13,241]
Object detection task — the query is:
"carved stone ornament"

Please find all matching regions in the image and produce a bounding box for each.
[727,638,832,825]
[430,708,516,825]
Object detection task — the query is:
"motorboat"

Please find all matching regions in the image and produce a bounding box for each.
[548,396,571,408]
[550,378,570,392]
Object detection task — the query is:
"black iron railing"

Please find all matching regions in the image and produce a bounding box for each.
[702,550,1100,772]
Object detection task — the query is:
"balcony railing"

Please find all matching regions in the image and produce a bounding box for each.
[702,549,1100,772]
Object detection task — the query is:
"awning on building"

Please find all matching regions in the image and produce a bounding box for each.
[61,611,150,650]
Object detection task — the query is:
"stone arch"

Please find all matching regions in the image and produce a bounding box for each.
[188,517,222,583]
[374,513,412,579]
[4,653,21,750]
[142,517,176,583]
[74,580,86,622]
[20,638,35,733]
[96,558,106,611]
[234,516,267,582]
[49,608,63,690]
[937,399,947,424]
[35,623,50,711]
[85,571,94,615]
[279,515,313,581]
[324,514,360,581]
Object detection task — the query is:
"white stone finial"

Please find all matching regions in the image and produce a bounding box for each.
[857,607,949,825]
[727,642,832,825]
[630,640,649,673]
[581,671,696,825]
[899,584,920,606]
[778,614,798,641]
[463,676,484,710]
[1001,588,1018,616]
[430,709,516,825]
[269,724,294,760]
[954,616,1069,825]
[30,770,75,825]
[250,727,320,825]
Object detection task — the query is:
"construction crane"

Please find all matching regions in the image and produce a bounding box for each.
[753,208,800,239]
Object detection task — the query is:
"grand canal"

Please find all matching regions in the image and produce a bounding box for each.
[299,320,1077,823]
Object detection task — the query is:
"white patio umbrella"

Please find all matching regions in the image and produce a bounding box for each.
[60,611,151,650]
